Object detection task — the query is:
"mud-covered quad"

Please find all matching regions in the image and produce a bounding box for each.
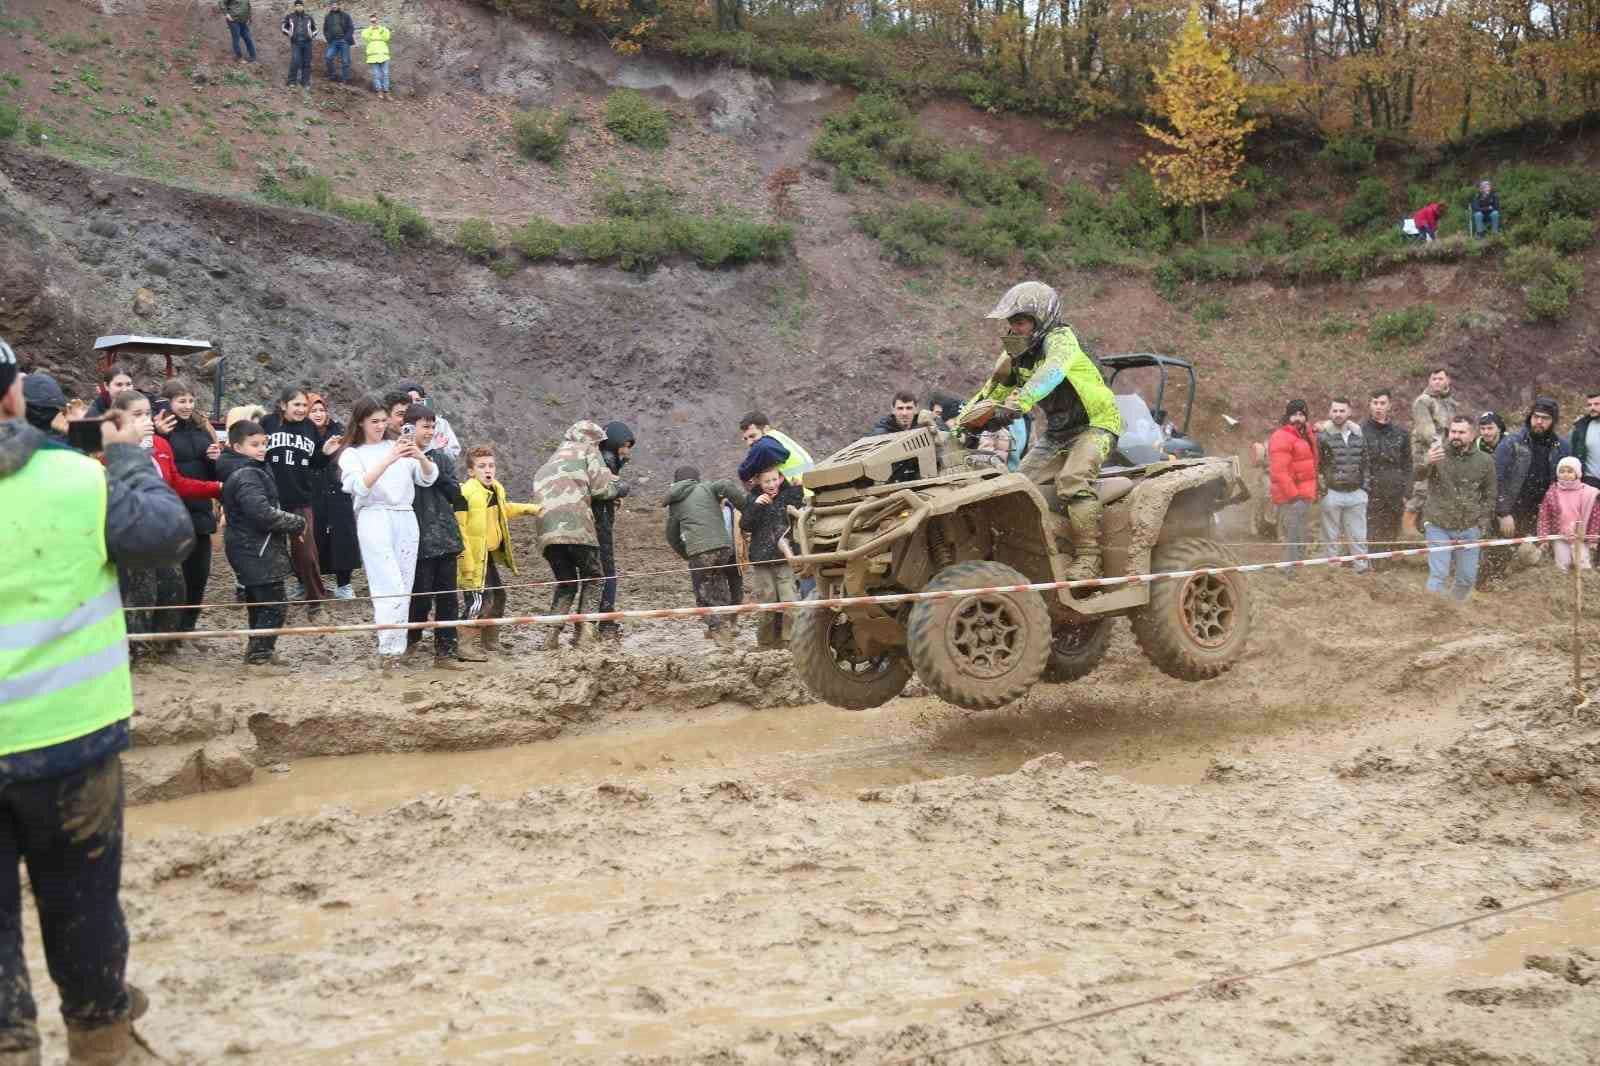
[786,400,1253,711]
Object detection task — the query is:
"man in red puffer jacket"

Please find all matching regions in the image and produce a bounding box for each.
[1269,399,1319,563]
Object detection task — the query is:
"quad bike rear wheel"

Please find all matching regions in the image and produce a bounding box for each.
[906,561,1050,710]
[1131,538,1251,680]
[791,595,912,710]
[1044,617,1114,682]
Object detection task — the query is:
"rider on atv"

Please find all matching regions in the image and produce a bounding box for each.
[955,282,1122,580]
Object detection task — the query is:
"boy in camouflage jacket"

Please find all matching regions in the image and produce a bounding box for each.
[531,421,627,648]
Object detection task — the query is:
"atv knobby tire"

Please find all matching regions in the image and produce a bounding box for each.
[907,561,1050,710]
[791,595,913,710]
[1131,538,1251,680]
[1044,617,1114,683]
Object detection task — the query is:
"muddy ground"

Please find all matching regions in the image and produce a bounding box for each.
[15,524,1600,1064]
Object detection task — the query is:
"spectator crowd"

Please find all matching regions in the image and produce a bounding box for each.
[219,0,396,97]
[1265,368,1600,601]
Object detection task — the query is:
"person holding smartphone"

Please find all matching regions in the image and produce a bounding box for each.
[158,379,226,633]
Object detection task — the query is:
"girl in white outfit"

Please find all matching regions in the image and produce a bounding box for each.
[338,395,437,660]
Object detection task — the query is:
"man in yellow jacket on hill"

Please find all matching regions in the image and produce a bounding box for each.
[360,11,392,99]
[456,445,539,657]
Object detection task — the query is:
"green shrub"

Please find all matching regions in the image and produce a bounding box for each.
[512,107,572,163]
[812,92,913,187]
[594,175,677,220]
[456,217,498,261]
[1545,216,1595,254]
[1284,210,1336,250]
[1283,234,1396,282]
[858,202,949,265]
[674,214,793,266]
[0,102,18,140]
[1247,225,1289,256]
[1369,305,1437,350]
[1193,298,1229,324]
[1493,165,1600,228]
[511,218,563,260]
[604,89,670,149]
[1152,259,1182,301]
[1341,177,1392,232]
[1319,136,1376,172]
[1168,246,1253,282]
[1503,246,1584,322]
[365,194,431,247]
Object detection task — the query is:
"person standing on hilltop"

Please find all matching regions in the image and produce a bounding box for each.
[360,11,393,100]
[1361,388,1410,557]
[1403,367,1460,537]
[954,281,1122,581]
[220,0,258,63]
[322,0,355,85]
[1,338,193,1065]
[281,0,320,91]
[1268,399,1318,566]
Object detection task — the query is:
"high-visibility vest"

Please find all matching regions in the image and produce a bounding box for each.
[768,429,813,483]
[0,444,132,757]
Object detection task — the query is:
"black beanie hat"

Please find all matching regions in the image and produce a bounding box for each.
[1531,396,1558,419]
[673,465,700,482]
[1283,399,1308,423]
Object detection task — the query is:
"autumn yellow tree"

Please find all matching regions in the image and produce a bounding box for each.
[1140,5,1257,242]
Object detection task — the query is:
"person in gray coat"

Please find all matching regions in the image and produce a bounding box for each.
[664,465,749,644]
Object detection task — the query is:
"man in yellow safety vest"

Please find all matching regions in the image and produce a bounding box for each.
[0,337,193,1065]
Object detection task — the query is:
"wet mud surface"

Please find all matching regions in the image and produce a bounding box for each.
[17,557,1600,1063]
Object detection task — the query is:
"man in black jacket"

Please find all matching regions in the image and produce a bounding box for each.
[1361,388,1411,557]
[1571,390,1600,490]
[593,421,634,641]
[322,0,354,83]
[280,0,319,88]
[1495,397,1570,538]
[1317,397,1371,572]
[403,406,476,668]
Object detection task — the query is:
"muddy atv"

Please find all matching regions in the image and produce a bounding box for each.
[786,429,1253,711]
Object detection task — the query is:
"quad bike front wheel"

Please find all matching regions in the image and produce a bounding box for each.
[906,561,1051,710]
[790,595,913,710]
[1044,617,1114,683]
[1131,538,1252,680]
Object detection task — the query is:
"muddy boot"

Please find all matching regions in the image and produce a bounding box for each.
[1061,497,1104,583]
[0,1021,41,1066]
[541,624,565,651]
[0,1048,40,1065]
[570,581,603,649]
[66,987,162,1065]
[571,622,597,648]
[455,630,489,662]
[433,643,467,671]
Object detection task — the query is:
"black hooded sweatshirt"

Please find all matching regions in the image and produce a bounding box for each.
[593,420,634,543]
[258,412,327,510]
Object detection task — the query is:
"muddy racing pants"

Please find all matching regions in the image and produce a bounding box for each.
[688,547,741,631]
[748,562,797,645]
[0,756,131,1052]
[357,506,419,656]
[1017,427,1114,510]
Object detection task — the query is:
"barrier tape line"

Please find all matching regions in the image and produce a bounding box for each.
[122,531,1600,615]
[126,533,1574,643]
[880,882,1599,1065]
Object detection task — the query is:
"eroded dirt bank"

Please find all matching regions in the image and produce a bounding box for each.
[16,564,1597,1064]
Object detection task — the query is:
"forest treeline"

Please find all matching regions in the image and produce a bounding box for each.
[481,0,1599,139]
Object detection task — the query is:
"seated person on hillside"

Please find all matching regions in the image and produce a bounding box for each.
[1412,201,1444,242]
[1470,179,1501,237]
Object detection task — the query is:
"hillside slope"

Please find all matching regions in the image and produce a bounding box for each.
[1,0,1597,479]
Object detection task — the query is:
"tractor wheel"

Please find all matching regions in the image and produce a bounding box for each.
[1131,538,1252,681]
[790,596,912,710]
[906,561,1050,711]
[1044,617,1114,683]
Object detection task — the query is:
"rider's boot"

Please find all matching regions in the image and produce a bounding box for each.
[1060,497,1104,583]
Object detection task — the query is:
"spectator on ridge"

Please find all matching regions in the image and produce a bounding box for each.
[1471,179,1501,237]
[221,0,257,63]
[1,338,192,1066]
[1405,367,1460,536]
[531,421,625,651]
[361,11,392,100]
[1268,399,1318,565]
[1317,397,1370,572]
[1361,388,1410,554]
[322,0,355,84]
[1496,397,1570,542]
[1412,200,1445,242]
[1421,415,1496,602]
[664,465,749,646]
[1536,457,1599,571]
[1569,389,1600,490]
[281,0,320,91]
[593,422,635,641]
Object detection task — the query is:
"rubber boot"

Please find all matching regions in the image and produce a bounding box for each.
[456,630,489,662]
[65,1021,164,1065]
[1060,497,1104,583]
[571,581,603,649]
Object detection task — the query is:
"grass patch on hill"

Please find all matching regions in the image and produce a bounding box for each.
[257,173,431,247]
